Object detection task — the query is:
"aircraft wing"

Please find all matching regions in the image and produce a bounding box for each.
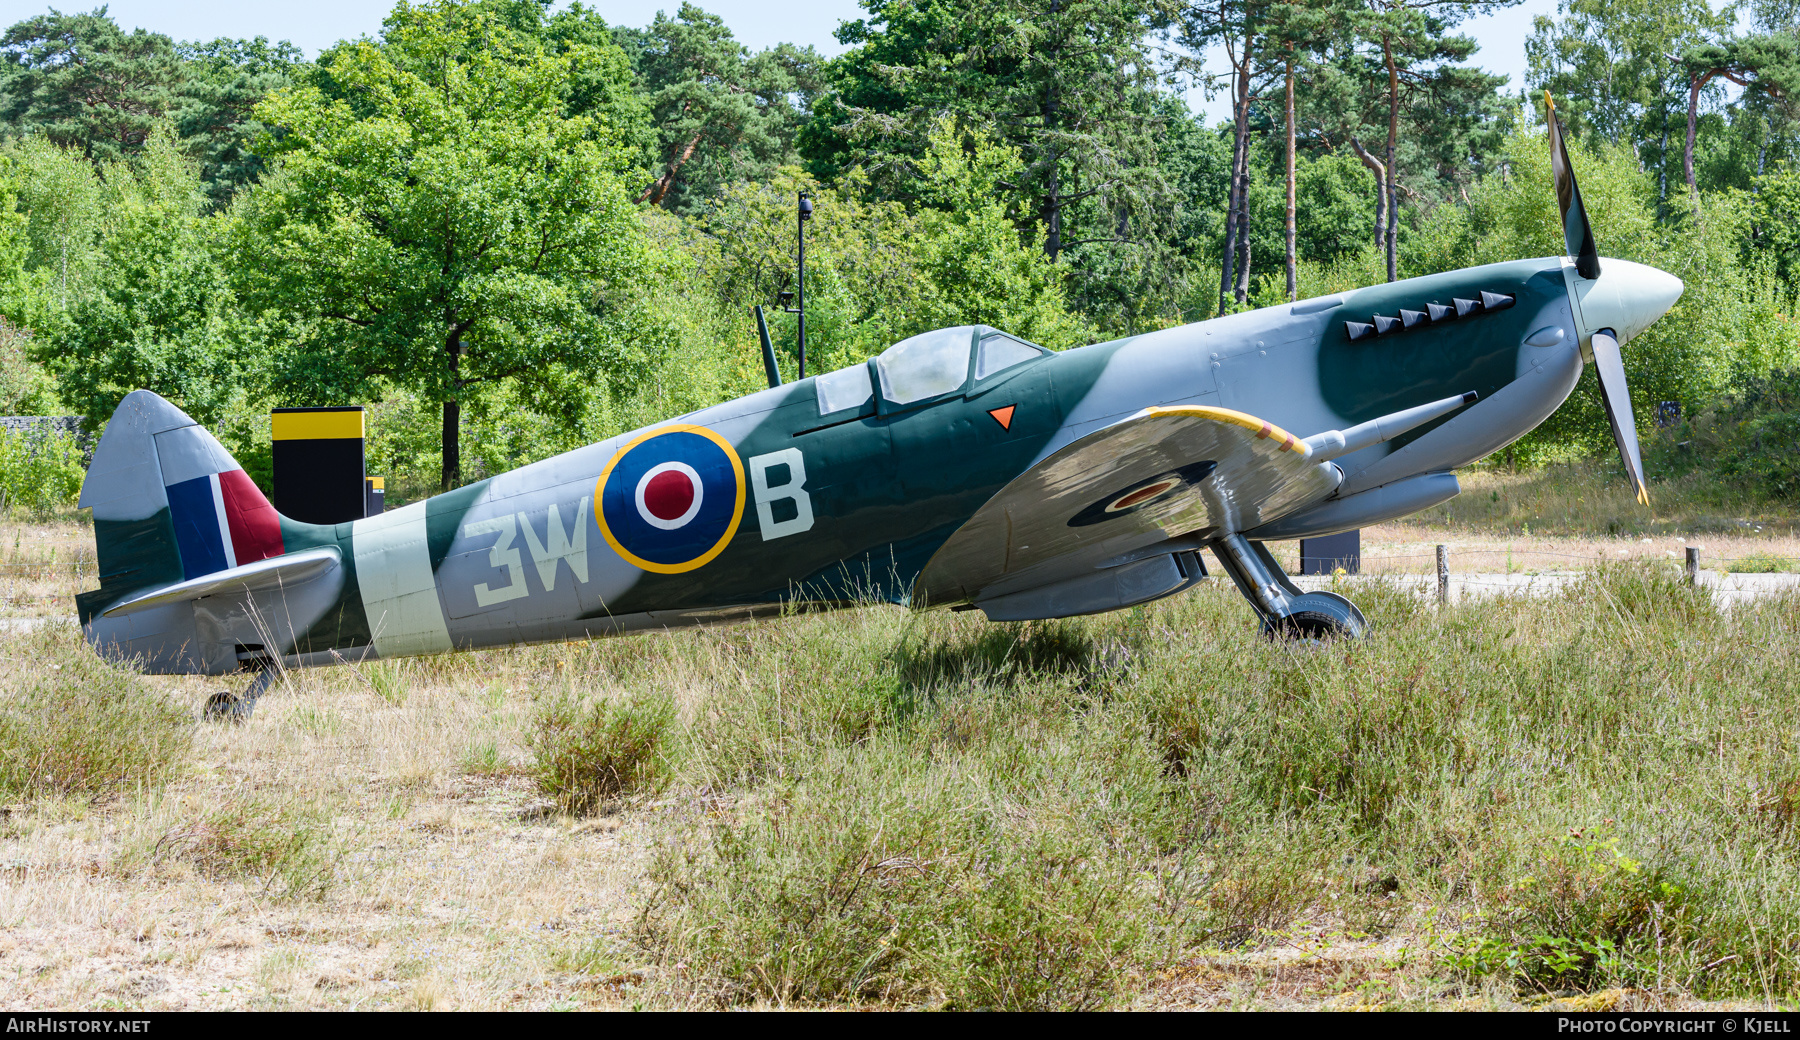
[914,405,1339,612]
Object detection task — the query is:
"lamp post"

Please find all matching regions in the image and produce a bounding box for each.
[782,191,813,379]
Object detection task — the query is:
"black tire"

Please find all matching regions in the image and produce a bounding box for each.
[202,690,254,724]
[1262,591,1369,641]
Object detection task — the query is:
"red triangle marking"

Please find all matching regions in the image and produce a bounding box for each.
[988,405,1016,430]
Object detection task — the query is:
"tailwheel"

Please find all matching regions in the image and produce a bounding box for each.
[1263,591,1368,642]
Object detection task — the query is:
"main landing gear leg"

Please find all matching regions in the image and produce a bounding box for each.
[203,656,282,724]
[1209,533,1368,641]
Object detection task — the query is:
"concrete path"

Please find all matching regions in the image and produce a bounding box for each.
[1291,570,1800,607]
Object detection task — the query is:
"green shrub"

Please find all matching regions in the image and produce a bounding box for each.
[0,428,83,515]
[1719,407,1800,499]
[1443,825,1689,990]
[529,692,674,813]
[636,748,1153,1009]
[0,623,191,798]
[1702,368,1800,498]
[682,615,910,788]
[1176,829,1333,947]
[888,619,1101,694]
[1727,551,1794,574]
[621,571,1800,1004]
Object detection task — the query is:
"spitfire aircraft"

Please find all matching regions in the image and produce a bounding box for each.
[76,100,1684,716]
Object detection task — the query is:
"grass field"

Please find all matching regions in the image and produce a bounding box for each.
[3,463,1800,1010]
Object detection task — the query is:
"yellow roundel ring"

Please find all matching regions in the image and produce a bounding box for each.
[594,424,747,574]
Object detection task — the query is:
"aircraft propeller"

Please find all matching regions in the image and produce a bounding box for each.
[1547,92,1651,507]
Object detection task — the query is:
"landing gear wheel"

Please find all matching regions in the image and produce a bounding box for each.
[203,690,251,724]
[1262,591,1368,642]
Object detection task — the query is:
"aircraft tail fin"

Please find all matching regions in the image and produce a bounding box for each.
[77,390,287,624]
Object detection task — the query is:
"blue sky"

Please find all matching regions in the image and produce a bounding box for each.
[19,0,1564,122]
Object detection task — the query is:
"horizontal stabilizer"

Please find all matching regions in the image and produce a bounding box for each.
[100,547,342,618]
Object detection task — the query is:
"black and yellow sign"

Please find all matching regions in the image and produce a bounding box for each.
[272,406,367,525]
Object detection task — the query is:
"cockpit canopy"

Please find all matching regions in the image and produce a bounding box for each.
[815,325,1046,416]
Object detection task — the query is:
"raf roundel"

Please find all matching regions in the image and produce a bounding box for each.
[596,425,746,574]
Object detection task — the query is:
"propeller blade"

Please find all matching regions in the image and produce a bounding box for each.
[1546,92,1602,280]
[1590,328,1649,506]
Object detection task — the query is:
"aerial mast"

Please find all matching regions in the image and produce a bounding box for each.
[785,191,813,379]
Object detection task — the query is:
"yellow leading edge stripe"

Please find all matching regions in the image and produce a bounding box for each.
[272,410,365,441]
[1136,404,1310,457]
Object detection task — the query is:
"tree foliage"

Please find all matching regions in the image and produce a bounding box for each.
[33,130,241,430]
[230,0,662,489]
[0,9,186,163]
[804,0,1180,330]
[617,2,823,213]
[0,0,1796,494]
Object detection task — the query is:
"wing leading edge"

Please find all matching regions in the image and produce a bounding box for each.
[913,405,1339,614]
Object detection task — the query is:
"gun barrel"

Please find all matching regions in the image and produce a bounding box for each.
[1303,391,1478,462]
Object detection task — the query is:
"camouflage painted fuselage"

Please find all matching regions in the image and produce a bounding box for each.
[81,256,1596,674]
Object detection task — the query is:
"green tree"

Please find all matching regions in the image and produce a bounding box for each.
[1526,0,1723,203]
[0,165,34,320]
[1271,2,1344,301]
[1244,145,1376,278]
[1165,0,1291,310]
[615,3,824,212]
[450,1,655,159]
[230,0,662,490]
[908,120,1088,344]
[4,134,106,318]
[0,9,185,162]
[1751,159,1800,283]
[535,3,654,156]
[173,36,305,208]
[1150,103,1231,317]
[0,320,58,416]
[803,0,1179,331]
[38,129,240,430]
[1678,35,1800,197]
[691,120,1086,384]
[1348,0,1517,281]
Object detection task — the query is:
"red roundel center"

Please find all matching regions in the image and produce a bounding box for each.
[643,469,696,522]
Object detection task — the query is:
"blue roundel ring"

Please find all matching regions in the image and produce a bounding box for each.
[595,425,746,574]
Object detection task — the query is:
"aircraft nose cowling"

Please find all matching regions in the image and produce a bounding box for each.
[1569,257,1684,346]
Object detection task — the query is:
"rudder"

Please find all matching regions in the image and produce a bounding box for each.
[77,391,285,622]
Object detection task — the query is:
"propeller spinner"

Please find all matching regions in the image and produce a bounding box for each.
[1546,92,1683,508]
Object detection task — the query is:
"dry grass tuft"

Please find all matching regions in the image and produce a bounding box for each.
[0,622,191,798]
[528,692,673,814]
[135,794,340,900]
